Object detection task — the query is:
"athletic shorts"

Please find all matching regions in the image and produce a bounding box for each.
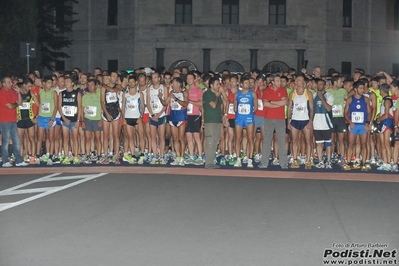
[314,129,332,143]
[101,108,121,122]
[290,120,309,131]
[228,119,235,128]
[125,118,139,127]
[142,113,149,124]
[149,116,166,127]
[256,127,261,133]
[186,115,201,133]
[83,118,102,132]
[377,120,393,134]
[61,121,77,134]
[235,117,254,128]
[38,116,55,130]
[254,116,264,128]
[348,124,366,135]
[165,115,170,123]
[169,120,186,127]
[331,117,347,133]
[55,117,62,126]
[17,119,35,129]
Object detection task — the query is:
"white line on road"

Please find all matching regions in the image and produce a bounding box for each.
[0,173,108,212]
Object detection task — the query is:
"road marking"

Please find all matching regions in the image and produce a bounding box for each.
[0,173,107,212]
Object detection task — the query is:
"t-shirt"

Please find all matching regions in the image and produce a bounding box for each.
[82,92,102,120]
[203,89,222,123]
[326,88,348,118]
[285,87,292,119]
[262,87,287,120]
[187,85,204,116]
[0,87,18,122]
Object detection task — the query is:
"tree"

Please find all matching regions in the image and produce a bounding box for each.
[37,0,78,71]
[0,0,39,76]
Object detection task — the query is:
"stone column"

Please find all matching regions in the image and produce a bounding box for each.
[156,48,165,69]
[249,49,258,71]
[296,49,306,75]
[203,49,211,73]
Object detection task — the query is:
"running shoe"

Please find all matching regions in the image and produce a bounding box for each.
[247,159,254,168]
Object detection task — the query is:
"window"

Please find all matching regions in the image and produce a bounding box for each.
[269,0,286,25]
[222,0,239,25]
[343,0,352,27]
[175,0,192,24]
[107,0,118,26]
[108,60,118,72]
[393,63,399,77]
[395,0,399,30]
[341,61,352,75]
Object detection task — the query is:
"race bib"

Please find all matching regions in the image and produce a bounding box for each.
[294,101,306,112]
[228,103,235,114]
[238,104,250,115]
[85,106,97,117]
[151,98,162,113]
[19,102,30,110]
[106,93,117,103]
[62,105,76,117]
[41,102,50,113]
[126,100,137,110]
[332,104,343,117]
[171,99,181,111]
[351,112,364,123]
[257,99,263,110]
[187,103,193,114]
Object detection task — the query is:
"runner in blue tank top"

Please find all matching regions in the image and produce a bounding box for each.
[233,77,258,168]
[343,80,371,171]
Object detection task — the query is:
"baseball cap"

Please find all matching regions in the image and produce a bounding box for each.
[144,67,155,75]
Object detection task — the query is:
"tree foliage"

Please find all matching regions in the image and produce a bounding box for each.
[37,0,78,71]
[0,0,39,76]
[0,0,78,77]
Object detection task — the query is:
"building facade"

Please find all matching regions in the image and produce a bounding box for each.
[63,0,399,76]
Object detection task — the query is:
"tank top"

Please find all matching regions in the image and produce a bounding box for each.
[254,88,266,118]
[227,89,236,119]
[104,89,119,112]
[149,85,165,117]
[235,90,255,124]
[61,89,79,122]
[17,91,35,120]
[169,90,187,122]
[380,96,394,120]
[39,88,55,118]
[291,89,310,121]
[349,95,368,124]
[125,90,141,119]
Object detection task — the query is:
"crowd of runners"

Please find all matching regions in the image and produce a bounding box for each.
[1,65,399,171]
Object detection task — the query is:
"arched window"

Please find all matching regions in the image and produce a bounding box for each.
[262,61,290,73]
[215,60,245,74]
[169,60,198,72]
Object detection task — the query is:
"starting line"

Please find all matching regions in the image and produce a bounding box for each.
[0,172,108,212]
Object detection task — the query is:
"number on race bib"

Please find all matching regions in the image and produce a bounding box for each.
[351,112,364,123]
[85,106,97,117]
[41,102,50,113]
[238,104,250,115]
[332,104,343,117]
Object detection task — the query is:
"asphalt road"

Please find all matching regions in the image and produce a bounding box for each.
[0,172,398,266]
